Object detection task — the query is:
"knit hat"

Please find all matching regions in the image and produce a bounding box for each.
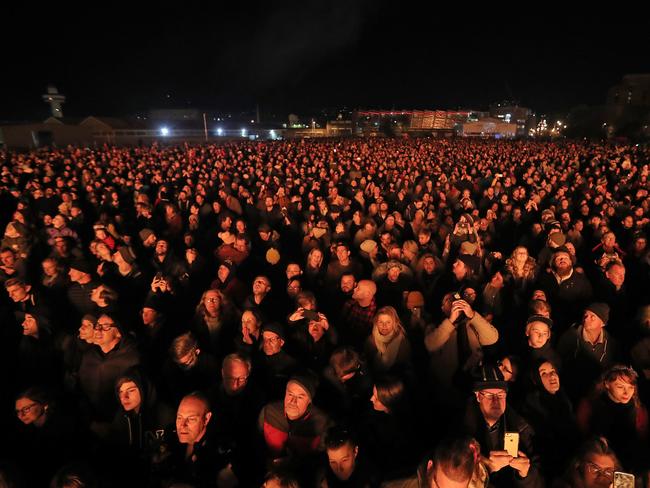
[220,259,235,272]
[585,302,610,325]
[288,371,319,400]
[262,322,285,340]
[117,246,137,265]
[526,315,553,329]
[458,254,481,274]
[143,294,163,312]
[258,223,272,233]
[70,258,93,275]
[548,232,566,247]
[406,291,425,309]
[139,228,155,242]
[360,239,378,254]
[472,363,508,391]
[266,247,281,265]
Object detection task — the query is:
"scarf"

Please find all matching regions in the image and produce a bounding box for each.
[372,326,403,369]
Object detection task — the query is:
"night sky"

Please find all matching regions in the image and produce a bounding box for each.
[2,2,648,121]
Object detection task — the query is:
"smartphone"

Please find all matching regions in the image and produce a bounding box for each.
[613,472,635,488]
[303,309,320,321]
[504,432,519,458]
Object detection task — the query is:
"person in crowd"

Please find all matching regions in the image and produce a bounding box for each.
[159,331,220,405]
[1,138,649,486]
[576,365,649,471]
[521,359,578,480]
[425,293,499,410]
[364,306,412,376]
[463,364,543,488]
[78,313,141,423]
[558,303,620,401]
[382,434,488,488]
[552,437,623,488]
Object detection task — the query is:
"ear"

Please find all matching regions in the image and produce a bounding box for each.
[279,339,285,348]
[196,348,201,356]
[353,446,359,458]
[204,411,212,425]
[475,392,481,403]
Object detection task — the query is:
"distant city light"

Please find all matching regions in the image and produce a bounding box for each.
[250,119,255,123]
[216,128,223,136]
[160,127,170,136]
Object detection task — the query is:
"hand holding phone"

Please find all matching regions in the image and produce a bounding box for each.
[504,432,519,458]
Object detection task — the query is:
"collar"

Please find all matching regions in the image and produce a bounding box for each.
[580,326,605,345]
[552,267,574,284]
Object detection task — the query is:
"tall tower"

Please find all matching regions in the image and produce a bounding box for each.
[42,85,66,118]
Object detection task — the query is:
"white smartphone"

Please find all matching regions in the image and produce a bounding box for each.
[504,432,519,458]
[613,472,635,488]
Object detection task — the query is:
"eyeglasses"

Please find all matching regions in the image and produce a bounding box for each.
[205,297,220,303]
[16,402,39,417]
[94,322,116,331]
[584,462,614,479]
[478,391,507,401]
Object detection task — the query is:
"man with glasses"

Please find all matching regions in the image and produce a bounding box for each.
[259,322,297,400]
[78,314,141,422]
[211,353,266,486]
[160,332,219,405]
[462,364,543,488]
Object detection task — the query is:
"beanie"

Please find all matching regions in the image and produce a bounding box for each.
[117,246,137,265]
[139,228,155,242]
[288,371,319,400]
[70,258,93,275]
[526,315,553,329]
[262,322,285,340]
[586,302,610,325]
[360,239,378,254]
[458,254,481,275]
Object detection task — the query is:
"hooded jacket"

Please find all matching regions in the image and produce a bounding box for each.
[79,334,141,420]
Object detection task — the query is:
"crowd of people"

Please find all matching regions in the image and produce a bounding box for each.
[0,137,649,488]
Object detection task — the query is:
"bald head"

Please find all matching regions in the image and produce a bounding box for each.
[352,279,376,306]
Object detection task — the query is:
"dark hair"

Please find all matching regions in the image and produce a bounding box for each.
[330,347,361,378]
[324,425,358,450]
[17,385,50,405]
[262,466,299,488]
[429,435,481,484]
[49,463,97,488]
[374,376,406,413]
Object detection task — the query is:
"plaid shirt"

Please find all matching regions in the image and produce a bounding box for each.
[341,297,377,344]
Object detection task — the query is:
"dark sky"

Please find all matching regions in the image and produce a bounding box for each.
[2,2,648,120]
